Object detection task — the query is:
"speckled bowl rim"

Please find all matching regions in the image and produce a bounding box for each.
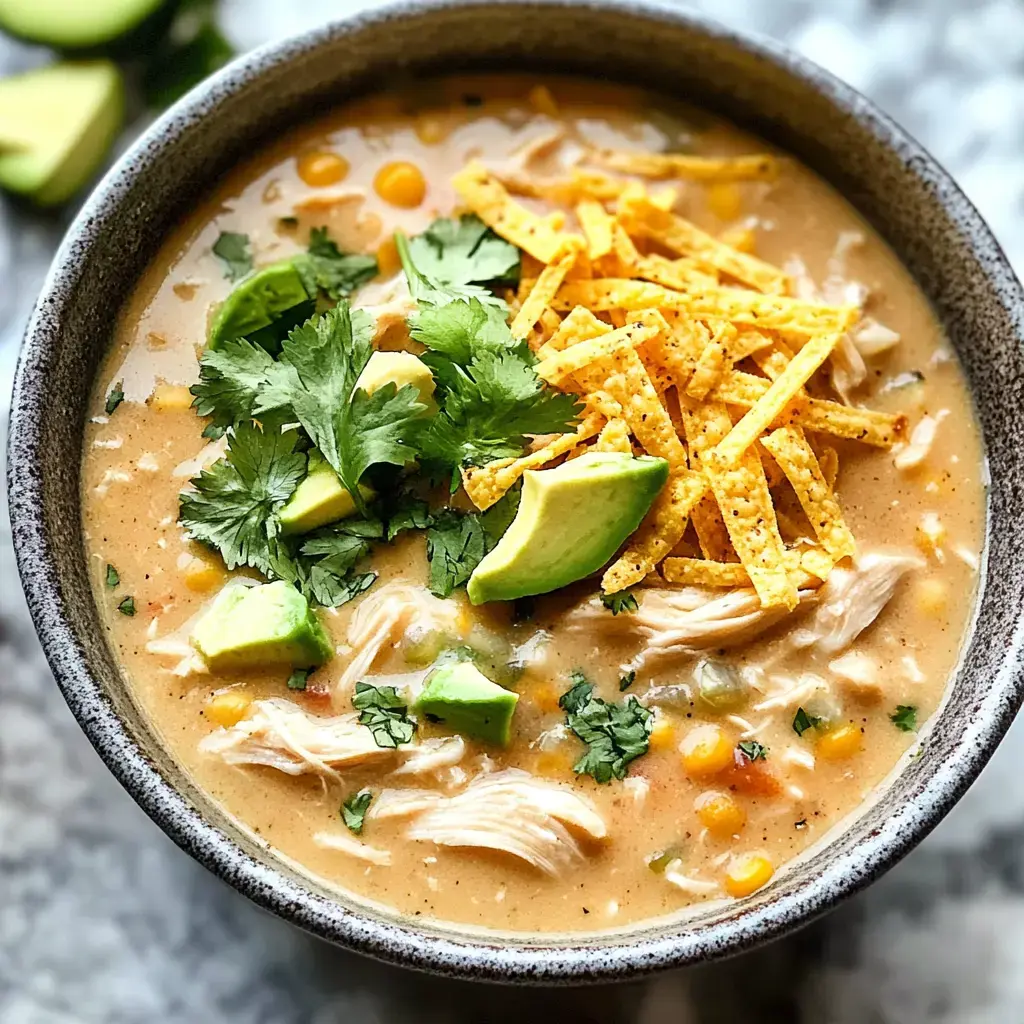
[9,0,1024,984]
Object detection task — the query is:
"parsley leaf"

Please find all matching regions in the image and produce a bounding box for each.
[304,227,378,300]
[105,382,124,415]
[212,231,253,281]
[602,590,638,615]
[619,670,636,692]
[558,679,652,784]
[105,564,120,589]
[890,704,918,732]
[792,707,823,738]
[353,682,417,748]
[737,739,768,762]
[190,337,283,436]
[287,669,309,691]
[255,305,426,514]
[341,789,374,835]
[117,596,136,617]
[179,423,305,575]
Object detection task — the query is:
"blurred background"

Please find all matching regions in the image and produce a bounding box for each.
[2,0,1023,1021]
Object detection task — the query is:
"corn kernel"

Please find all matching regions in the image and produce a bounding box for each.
[297,150,349,188]
[707,181,742,221]
[527,84,560,118]
[414,113,449,146]
[724,853,774,898]
[374,161,426,208]
[150,384,193,412]
[719,226,756,253]
[680,724,734,777]
[816,723,864,761]
[915,577,949,617]
[375,235,402,277]
[183,557,223,594]
[696,791,746,837]
[648,714,676,752]
[205,690,252,728]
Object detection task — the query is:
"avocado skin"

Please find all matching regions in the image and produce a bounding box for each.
[412,662,519,747]
[191,581,333,671]
[467,452,669,605]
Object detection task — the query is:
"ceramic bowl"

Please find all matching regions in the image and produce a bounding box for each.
[9,0,1024,984]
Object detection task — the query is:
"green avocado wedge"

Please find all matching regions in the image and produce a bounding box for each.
[412,661,519,746]
[0,61,124,206]
[279,452,374,536]
[0,0,166,48]
[191,581,334,671]
[467,451,669,605]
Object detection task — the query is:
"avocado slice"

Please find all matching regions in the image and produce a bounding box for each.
[208,257,315,350]
[0,0,165,48]
[279,452,374,536]
[467,451,669,605]
[0,61,124,206]
[191,581,333,671]
[412,661,519,746]
[356,351,437,413]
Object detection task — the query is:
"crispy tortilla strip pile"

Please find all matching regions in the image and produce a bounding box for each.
[452,149,908,610]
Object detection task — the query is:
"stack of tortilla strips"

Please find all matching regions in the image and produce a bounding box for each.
[451,151,907,612]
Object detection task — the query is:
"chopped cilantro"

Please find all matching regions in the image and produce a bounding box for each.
[737,739,768,762]
[619,670,636,692]
[409,299,518,365]
[792,707,823,738]
[341,789,374,835]
[105,382,124,416]
[287,669,309,691]
[294,520,381,608]
[383,494,434,541]
[211,231,253,281]
[353,682,416,748]
[117,596,136,617]
[890,704,918,732]
[105,564,120,589]
[304,227,378,300]
[558,677,652,784]
[190,337,281,436]
[601,590,638,615]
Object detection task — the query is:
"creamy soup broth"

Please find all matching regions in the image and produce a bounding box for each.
[81,75,984,933]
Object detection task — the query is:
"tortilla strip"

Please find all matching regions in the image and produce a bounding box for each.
[800,546,835,581]
[534,307,563,346]
[711,333,842,467]
[510,243,580,341]
[591,149,779,182]
[621,196,788,294]
[760,427,856,562]
[461,413,605,511]
[662,558,751,587]
[538,305,612,358]
[453,160,581,263]
[686,322,737,400]
[593,417,633,453]
[819,446,839,489]
[576,200,615,260]
[601,469,707,593]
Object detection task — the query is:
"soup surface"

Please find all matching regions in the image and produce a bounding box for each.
[81,75,985,934]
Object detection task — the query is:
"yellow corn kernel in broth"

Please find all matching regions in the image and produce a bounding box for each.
[150,384,193,411]
[724,853,774,897]
[205,690,253,728]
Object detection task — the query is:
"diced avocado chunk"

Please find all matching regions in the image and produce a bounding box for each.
[191,581,333,671]
[0,0,165,48]
[412,661,519,746]
[0,61,124,206]
[279,452,374,535]
[356,351,437,414]
[208,257,315,350]
[467,451,669,605]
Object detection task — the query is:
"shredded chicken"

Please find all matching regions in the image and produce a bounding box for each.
[663,859,720,896]
[199,698,395,776]
[753,672,830,713]
[390,736,466,776]
[336,582,462,697]
[313,830,392,866]
[789,551,922,656]
[369,768,607,876]
[893,411,949,470]
[830,649,883,703]
[173,437,228,478]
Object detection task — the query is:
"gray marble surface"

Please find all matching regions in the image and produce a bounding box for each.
[3,1,1024,1020]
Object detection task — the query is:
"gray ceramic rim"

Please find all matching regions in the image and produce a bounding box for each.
[9,0,1024,984]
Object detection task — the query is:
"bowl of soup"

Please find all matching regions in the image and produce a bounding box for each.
[9,0,1024,982]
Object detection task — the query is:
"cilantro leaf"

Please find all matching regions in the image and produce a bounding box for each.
[425,510,490,598]
[341,789,374,835]
[117,596,136,617]
[304,227,378,300]
[190,337,283,435]
[353,682,416,748]
[105,564,120,589]
[409,299,519,365]
[792,707,823,738]
[292,519,382,608]
[179,423,305,575]
[558,679,652,784]
[105,382,124,415]
[737,739,768,762]
[384,494,434,540]
[287,669,309,691]
[255,305,426,513]
[619,670,636,692]
[890,704,918,732]
[212,231,253,281]
[602,590,638,615]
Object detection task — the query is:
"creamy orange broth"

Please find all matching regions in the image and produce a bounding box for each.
[81,75,984,933]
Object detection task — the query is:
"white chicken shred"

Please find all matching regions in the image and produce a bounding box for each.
[663,859,720,896]
[313,830,392,866]
[390,736,466,776]
[893,411,949,470]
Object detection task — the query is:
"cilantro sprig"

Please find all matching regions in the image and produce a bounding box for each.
[341,789,374,834]
[353,682,417,748]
